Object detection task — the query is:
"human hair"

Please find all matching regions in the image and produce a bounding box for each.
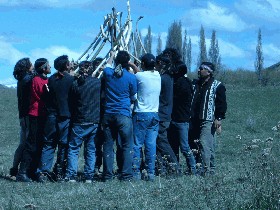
[77,61,93,85]
[92,57,103,70]
[200,61,215,76]
[141,53,156,70]
[115,51,130,69]
[173,61,188,78]
[13,58,32,81]
[54,55,69,72]
[34,58,49,74]
[162,48,181,64]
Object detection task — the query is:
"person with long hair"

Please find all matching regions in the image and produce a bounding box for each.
[10,58,34,177]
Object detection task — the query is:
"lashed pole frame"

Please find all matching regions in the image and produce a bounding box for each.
[75,0,140,76]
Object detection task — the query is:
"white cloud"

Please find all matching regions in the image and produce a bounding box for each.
[235,0,280,23]
[0,0,94,8]
[0,36,27,64]
[187,2,248,32]
[218,39,246,58]
[263,43,280,65]
[30,46,81,64]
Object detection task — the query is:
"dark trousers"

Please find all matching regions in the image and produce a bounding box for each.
[156,121,179,175]
[18,115,45,179]
[37,115,70,177]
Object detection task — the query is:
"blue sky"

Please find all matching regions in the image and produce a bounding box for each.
[0,0,280,85]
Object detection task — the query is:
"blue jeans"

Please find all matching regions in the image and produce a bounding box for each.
[36,115,70,176]
[66,123,98,179]
[168,121,196,173]
[102,114,133,180]
[133,112,159,179]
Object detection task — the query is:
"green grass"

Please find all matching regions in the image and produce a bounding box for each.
[0,86,279,210]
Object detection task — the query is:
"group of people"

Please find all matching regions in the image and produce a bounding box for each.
[10,47,227,183]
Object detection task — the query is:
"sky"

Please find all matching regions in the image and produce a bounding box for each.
[0,0,280,85]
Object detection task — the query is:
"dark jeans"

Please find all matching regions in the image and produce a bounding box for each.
[36,115,70,177]
[102,114,133,180]
[18,115,45,179]
[156,121,179,175]
[11,116,29,171]
[94,125,104,171]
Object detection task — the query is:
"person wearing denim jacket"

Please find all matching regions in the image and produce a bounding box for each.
[132,53,161,181]
[65,61,101,182]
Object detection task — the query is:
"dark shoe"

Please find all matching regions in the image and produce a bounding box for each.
[93,168,102,181]
[55,174,65,182]
[64,176,77,183]
[37,173,48,183]
[16,174,32,182]
[9,167,18,177]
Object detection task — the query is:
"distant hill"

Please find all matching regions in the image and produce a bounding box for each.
[265,62,280,71]
[0,84,17,89]
[0,84,8,89]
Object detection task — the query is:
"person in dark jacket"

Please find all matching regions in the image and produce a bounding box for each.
[189,61,227,176]
[155,48,180,176]
[65,61,101,183]
[36,55,74,182]
[168,60,197,175]
[10,58,34,177]
[17,58,51,182]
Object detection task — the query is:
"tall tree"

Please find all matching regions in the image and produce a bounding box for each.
[156,34,162,55]
[208,30,221,71]
[135,31,143,58]
[144,25,152,53]
[197,25,207,68]
[182,29,187,63]
[255,28,264,84]
[186,37,192,72]
[166,21,182,55]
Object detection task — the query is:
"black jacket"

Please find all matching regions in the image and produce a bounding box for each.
[158,73,173,122]
[69,76,101,123]
[171,76,193,122]
[45,72,74,117]
[17,72,34,118]
[191,77,227,121]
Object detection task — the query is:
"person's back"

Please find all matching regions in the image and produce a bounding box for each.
[103,66,137,117]
[47,71,74,117]
[134,70,161,113]
[102,50,137,181]
[66,62,101,183]
[132,53,161,181]
[70,76,101,123]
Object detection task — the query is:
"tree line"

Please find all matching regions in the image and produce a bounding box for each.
[130,21,266,85]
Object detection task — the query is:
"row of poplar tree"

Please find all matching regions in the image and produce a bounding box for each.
[130,21,265,84]
[129,21,221,73]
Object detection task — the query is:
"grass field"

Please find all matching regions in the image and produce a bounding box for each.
[0,86,279,210]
